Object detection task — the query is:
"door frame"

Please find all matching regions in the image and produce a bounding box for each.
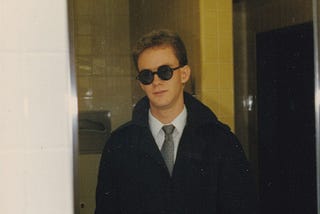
[312,0,320,212]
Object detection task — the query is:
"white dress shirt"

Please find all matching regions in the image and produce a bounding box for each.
[148,106,187,161]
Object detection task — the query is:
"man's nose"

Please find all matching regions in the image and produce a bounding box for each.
[152,73,162,84]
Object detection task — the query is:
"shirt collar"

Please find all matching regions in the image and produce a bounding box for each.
[149,106,187,137]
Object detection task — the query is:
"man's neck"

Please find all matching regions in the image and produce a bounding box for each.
[150,104,185,124]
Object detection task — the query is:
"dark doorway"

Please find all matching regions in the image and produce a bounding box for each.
[256,22,317,214]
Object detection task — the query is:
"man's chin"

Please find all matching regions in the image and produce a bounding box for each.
[150,101,170,111]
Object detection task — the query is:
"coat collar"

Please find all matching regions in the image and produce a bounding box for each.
[137,129,170,175]
[132,92,218,128]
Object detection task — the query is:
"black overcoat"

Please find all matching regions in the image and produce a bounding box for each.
[95,92,258,214]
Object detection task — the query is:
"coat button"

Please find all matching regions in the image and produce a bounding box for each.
[200,168,205,176]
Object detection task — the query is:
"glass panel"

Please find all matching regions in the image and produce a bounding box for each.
[69,0,319,213]
[73,1,198,213]
[74,2,132,213]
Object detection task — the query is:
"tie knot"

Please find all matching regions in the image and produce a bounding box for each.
[162,124,175,135]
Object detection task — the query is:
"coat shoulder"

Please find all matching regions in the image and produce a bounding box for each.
[106,121,148,150]
[197,120,244,155]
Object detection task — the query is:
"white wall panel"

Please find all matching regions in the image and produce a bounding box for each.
[0,0,75,213]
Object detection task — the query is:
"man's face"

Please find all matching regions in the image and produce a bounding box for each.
[137,45,190,112]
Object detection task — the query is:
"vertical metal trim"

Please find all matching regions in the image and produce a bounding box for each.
[312,0,320,213]
[67,0,79,213]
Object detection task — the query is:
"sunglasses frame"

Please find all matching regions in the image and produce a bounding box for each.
[136,65,183,85]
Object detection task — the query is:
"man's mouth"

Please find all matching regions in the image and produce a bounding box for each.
[153,90,167,95]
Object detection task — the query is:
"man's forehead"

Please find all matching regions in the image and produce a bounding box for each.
[137,46,178,70]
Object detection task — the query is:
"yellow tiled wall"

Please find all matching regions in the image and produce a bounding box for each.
[129,0,200,103]
[199,0,235,130]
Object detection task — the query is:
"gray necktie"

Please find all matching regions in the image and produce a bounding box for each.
[161,125,175,176]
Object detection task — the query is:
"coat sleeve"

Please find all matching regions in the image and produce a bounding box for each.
[218,132,258,214]
[95,135,121,214]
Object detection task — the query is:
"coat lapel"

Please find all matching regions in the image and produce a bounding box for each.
[137,128,169,172]
[173,125,208,176]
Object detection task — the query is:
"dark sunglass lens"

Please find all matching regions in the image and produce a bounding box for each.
[139,70,153,84]
[158,65,173,80]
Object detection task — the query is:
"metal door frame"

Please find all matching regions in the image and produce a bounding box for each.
[313,0,320,213]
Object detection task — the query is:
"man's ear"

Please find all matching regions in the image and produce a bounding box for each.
[181,65,191,84]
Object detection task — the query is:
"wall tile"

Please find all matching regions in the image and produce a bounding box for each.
[201,63,220,90]
[20,0,69,52]
[217,11,233,34]
[201,36,219,63]
[200,0,234,130]
[201,12,219,37]
[220,90,234,118]
[0,53,24,149]
[220,63,234,90]
[75,0,93,16]
[202,89,221,117]
[24,149,73,213]
[77,56,93,76]
[216,0,232,12]
[1,151,29,213]
[218,36,233,62]
[77,16,92,35]
[21,53,71,149]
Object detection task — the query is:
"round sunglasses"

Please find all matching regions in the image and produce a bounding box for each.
[136,65,183,85]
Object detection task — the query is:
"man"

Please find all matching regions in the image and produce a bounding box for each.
[95,29,257,214]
